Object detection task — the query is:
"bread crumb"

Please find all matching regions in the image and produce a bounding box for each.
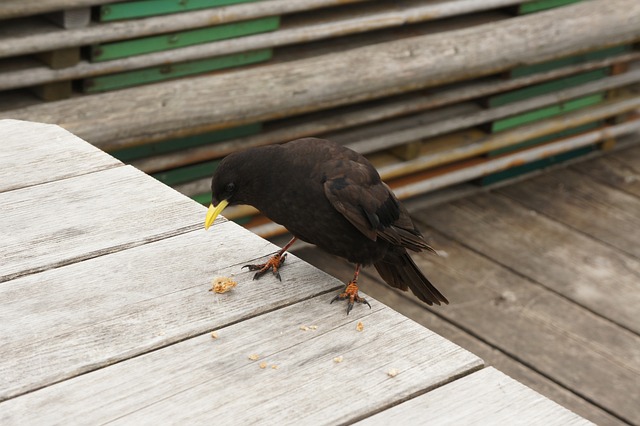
[248,354,260,361]
[309,325,318,330]
[299,325,309,331]
[271,365,278,369]
[333,356,344,363]
[210,277,237,293]
[356,321,364,332]
[210,331,218,339]
[387,368,399,378]
[259,362,267,369]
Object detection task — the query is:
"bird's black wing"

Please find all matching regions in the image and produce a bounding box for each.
[323,159,434,253]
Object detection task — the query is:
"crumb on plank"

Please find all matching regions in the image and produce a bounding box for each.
[210,277,237,294]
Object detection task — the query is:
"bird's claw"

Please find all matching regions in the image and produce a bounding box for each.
[242,253,287,281]
[330,280,371,315]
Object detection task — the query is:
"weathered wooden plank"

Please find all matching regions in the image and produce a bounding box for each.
[0,0,370,57]
[84,49,273,93]
[0,221,341,401]
[0,294,481,424]
[295,242,630,425]
[0,165,203,282]
[0,8,505,92]
[408,226,640,425]
[90,16,280,62]
[357,368,592,425]
[127,51,640,173]
[571,144,640,197]
[99,0,259,22]
[4,0,640,147]
[415,193,640,334]
[0,1,121,19]
[499,168,640,258]
[45,8,91,29]
[0,119,121,192]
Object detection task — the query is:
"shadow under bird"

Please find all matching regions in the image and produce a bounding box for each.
[204,137,448,313]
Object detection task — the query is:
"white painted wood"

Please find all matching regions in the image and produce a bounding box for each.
[0,119,121,192]
[0,296,482,424]
[0,165,204,282]
[356,367,593,425]
[4,0,640,148]
[0,221,342,401]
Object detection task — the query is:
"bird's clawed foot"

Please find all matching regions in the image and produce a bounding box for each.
[242,253,287,281]
[330,280,371,315]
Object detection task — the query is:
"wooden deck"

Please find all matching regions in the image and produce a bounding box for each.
[0,119,596,424]
[297,140,640,425]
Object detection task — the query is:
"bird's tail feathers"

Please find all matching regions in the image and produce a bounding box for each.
[374,252,448,306]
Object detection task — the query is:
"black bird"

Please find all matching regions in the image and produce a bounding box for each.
[204,138,448,313]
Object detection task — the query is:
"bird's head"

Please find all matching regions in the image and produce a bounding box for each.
[204,156,239,230]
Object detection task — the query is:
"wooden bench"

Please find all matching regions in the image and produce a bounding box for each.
[0,119,593,424]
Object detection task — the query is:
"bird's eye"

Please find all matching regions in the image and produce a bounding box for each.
[225,183,236,194]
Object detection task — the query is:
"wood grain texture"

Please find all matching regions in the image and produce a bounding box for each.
[0,165,204,282]
[499,168,640,258]
[0,222,340,401]
[0,119,121,193]
[572,144,640,197]
[0,0,370,56]
[0,295,482,424]
[4,0,640,147]
[357,367,592,425]
[295,233,631,425]
[406,227,640,425]
[416,193,640,334]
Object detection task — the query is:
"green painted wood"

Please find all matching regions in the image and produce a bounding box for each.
[510,45,632,78]
[481,121,601,184]
[489,121,601,157]
[152,159,219,186]
[489,69,608,107]
[91,16,280,62]
[492,93,604,132]
[191,192,211,206]
[99,0,260,22]
[83,49,272,93]
[480,146,595,185]
[519,0,583,14]
[111,123,262,162]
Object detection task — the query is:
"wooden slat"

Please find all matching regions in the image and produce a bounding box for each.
[498,168,640,258]
[415,193,640,335]
[0,294,481,424]
[571,143,640,197]
[0,165,203,282]
[3,0,640,148]
[357,368,592,425]
[128,51,640,173]
[0,119,121,192]
[0,6,508,92]
[0,221,340,401]
[0,1,121,19]
[0,0,372,57]
[406,226,640,424]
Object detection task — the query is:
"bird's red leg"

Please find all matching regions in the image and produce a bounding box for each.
[243,237,297,281]
[330,264,371,314]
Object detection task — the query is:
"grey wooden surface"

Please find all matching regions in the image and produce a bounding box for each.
[0,120,592,424]
[298,141,640,425]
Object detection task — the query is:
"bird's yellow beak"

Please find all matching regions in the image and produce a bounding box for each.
[204,199,229,230]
